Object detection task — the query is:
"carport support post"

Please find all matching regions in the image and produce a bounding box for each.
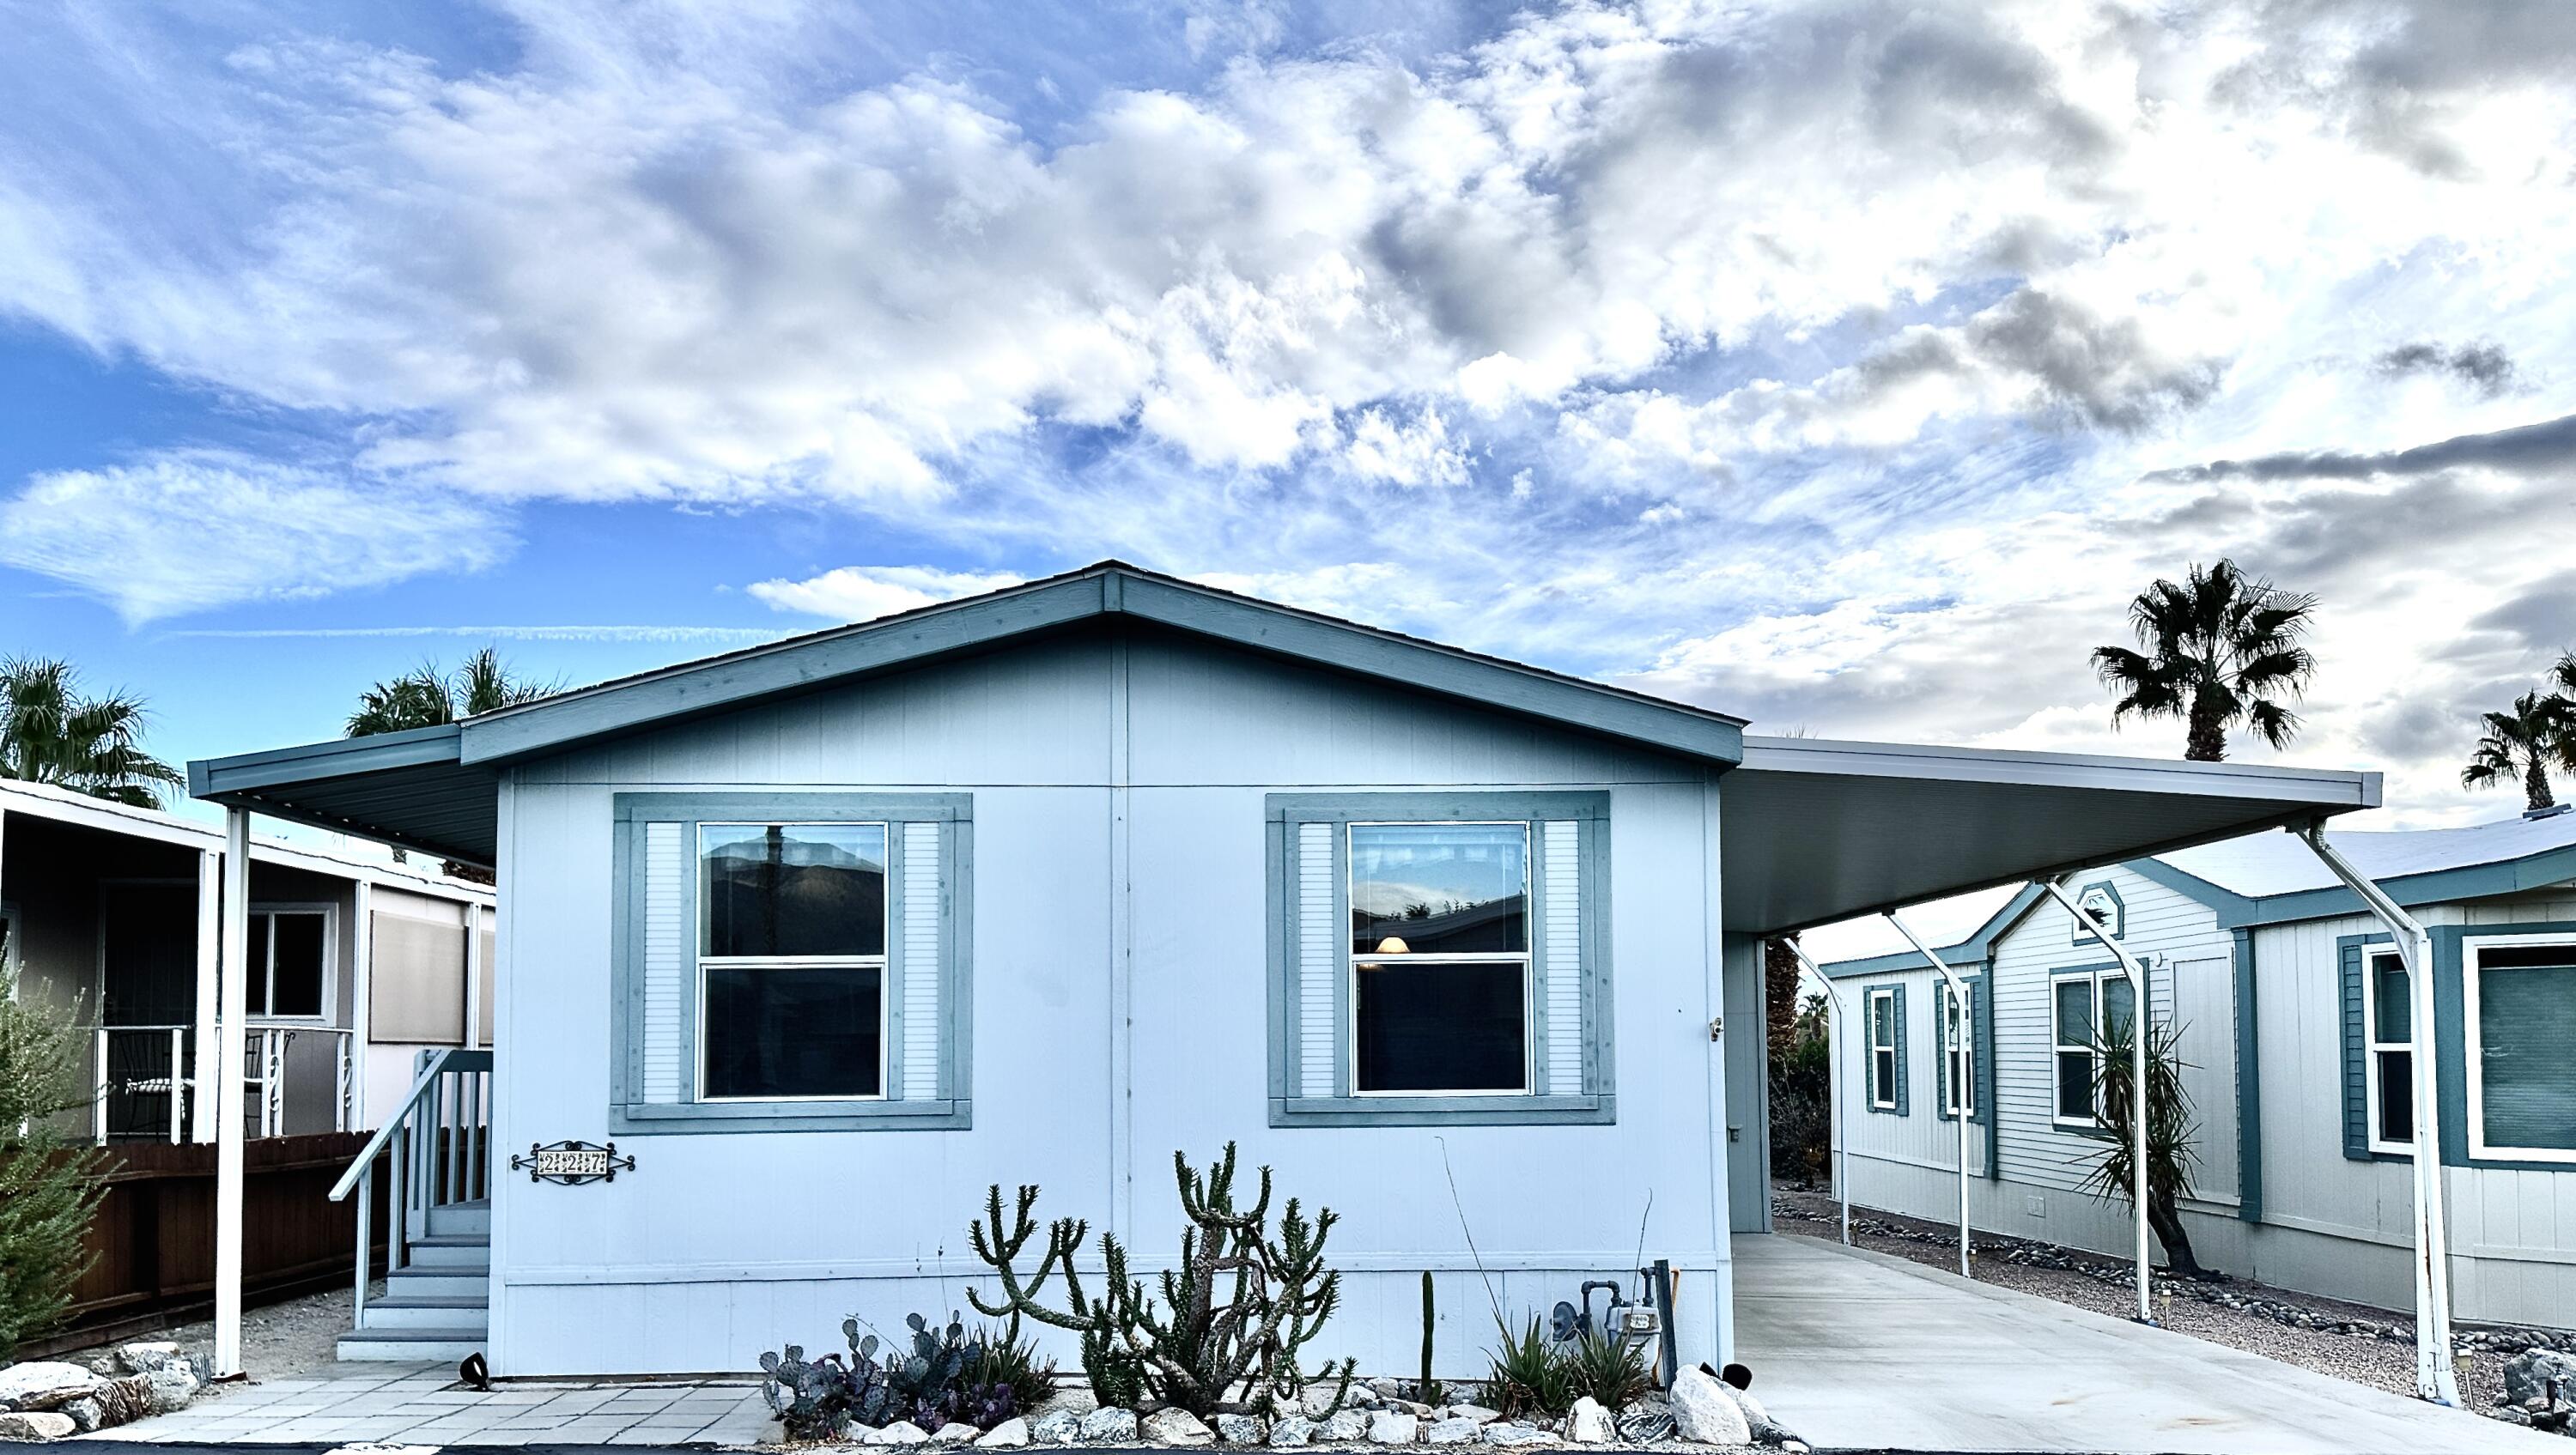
[215,806,252,1378]
[2039,879,2152,1325]
[1883,912,1972,1279]
[1783,941,1852,1245]
[2297,823,2459,1406]
[191,847,221,1144]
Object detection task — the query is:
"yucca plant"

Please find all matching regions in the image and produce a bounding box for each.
[2080,1013,2206,1279]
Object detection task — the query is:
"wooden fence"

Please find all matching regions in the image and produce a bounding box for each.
[17,1131,388,1359]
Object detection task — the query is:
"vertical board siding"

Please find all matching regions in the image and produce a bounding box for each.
[902,821,942,1101]
[641,821,683,1104]
[1543,820,1583,1094]
[1297,821,1335,1099]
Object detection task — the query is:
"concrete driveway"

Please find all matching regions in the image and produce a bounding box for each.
[1733,1233,2558,1454]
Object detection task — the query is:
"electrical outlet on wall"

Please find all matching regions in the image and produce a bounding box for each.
[2026,1195,2047,1218]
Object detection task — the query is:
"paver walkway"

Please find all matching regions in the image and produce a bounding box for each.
[1734,1232,2561,1453]
[80,1363,775,1446]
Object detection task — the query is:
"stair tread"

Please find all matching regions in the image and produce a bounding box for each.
[410,1232,491,1246]
[338,1325,487,1342]
[368,1294,489,1308]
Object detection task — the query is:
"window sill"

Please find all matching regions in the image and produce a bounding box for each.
[611,1098,970,1134]
[1270,1093,1612,1127]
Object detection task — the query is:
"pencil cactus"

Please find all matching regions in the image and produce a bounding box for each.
[967,1142,1356,1418]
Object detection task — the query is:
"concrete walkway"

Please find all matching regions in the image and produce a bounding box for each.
[78,1363,775,1446]
[1734,1233,2559,1453]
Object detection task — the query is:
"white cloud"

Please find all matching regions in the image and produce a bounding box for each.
[0,454,508,625]
[746,564,1025,621]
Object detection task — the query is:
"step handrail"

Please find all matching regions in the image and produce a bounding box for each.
[329,1047,493,1202]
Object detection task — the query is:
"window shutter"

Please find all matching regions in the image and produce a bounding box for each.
[899,821,944,1101]
[1541,820,1583,1095]
[1893,984,1910,1117]
[2340,943,2366,1161]
[1936,985,1950,1117]
[640,821,684,1104]
[1975,976,1996,1147]
[1297,821,1337,1098]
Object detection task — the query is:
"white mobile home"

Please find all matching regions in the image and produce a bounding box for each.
[187,562,2383,1375]
[0,777,495,1143]
[1820,809,2576,1327]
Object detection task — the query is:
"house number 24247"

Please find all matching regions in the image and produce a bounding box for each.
[508,1140,635,1185]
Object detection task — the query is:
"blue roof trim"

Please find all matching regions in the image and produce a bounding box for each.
[2184,841,2576,929]
[1813,882,2046,979]
[2122,855,2260,920]
[452,561,1748,769]
[188,723,465,798]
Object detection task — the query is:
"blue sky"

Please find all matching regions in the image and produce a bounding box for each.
[5,0,2575,915]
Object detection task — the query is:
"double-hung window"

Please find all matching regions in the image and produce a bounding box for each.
[2051,967,2135,1128]
[2464,935,2576,1164]
[612,794,971,1132]
[1866,986,1901,1112]
[1940,984,1974,1120]
[2363,948,2414,1152]
[1268,792,1609,1125]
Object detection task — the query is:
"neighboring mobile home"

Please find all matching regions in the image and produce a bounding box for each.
[0,777,496,1143]
[187,562,2382,1373]
[1819,808,2576,1327]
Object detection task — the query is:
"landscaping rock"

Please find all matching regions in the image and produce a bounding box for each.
[112,1343,185,1377]
[1564,1399,1613,1446]
[977,1418,1031,1449]
[1443,1405,1498,1426]
[1214,1413,1266,1444]
[2504,1349,2576,1413]
[866,1422,933,1446]
[145,1367,197,1416]
[1368,1411,1419,1445]
[1668,1370,1751,1446]
[1367,1379,1406,1401]
[1267,1416,1315,1446]
[1479,1424,1549,1447]
[1144,1410,1215,1446]
[1030,1410,1082,1445]
[0,1412,75,1442]
[930,1422,983,1445]
[1613,1406,1674,1444]
[1317,1412,1370,1443]
[1298,1386,1345,1420]
[56,1401,100,1436]
[1389,1400,1433,1418]
[1425,1418,1480,1445]
[0,1363,102,1413]
[1078,1408,1140,1443]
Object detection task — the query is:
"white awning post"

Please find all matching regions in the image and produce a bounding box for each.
[1783,941,1853,1246]
[1884,912,1974,1280]
[2038,878,2153,1324]
[2296,823,2459,1405]
[215,806,252,1378]
[191,849,222,1144]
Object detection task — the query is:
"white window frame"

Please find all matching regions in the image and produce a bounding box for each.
[1345,820,1534,1100]
[2051,970,2109,1129]
[2362,947,2415,1155]
[1942,983,1975,1119]
[1867,985,1899,1111]
[2463,932,2576,1166]
[246,903,338,1026]
[694,821,890,1105]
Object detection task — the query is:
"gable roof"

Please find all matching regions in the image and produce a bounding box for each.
[1809,882,2047,979]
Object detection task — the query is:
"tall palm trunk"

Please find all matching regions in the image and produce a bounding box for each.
[2184,688,2228,762]
[2527,754,2558,813]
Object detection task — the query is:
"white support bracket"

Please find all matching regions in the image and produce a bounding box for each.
[2038,878,2154,1325]
[1883,912,1975,1280]
[2296,821,2459,1406]
[1782,940,1852,1246]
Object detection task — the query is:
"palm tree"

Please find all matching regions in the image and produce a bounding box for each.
[2092,560,2319,761]
[0,658,185,808]
[2461,691,2566,813]
[347,647,555,737]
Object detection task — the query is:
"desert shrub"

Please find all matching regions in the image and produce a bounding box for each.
[1768,992,1833,1185]
[0,968,106,1361]
[762,1313,1040,1439]
[962,1325,1060,1416]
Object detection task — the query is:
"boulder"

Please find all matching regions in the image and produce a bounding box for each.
[1298,1386,1345,1420]
[930,1422,983,1445]
[1367,1412,1419,1446]
[1214,1414,1266,1445]
[1478,1426,1549,1447]
[1144,1410,1216,1446]
[2502,1349,2576,1412]
[112,1343,185,1377]
[977,1418,1031,1449]
[1442,1406,1498,1427]
[92,1376,154,1429]
[0,1412,75,1442]
[1078,1407,1140,1443]
[1564,1399,1613,1446]
[866,1422,933,1446]
[145,1367,197,1416]
[1267,1416,1315,1446]
[1317,1412,1370,1443]
[0,1364,102,1413]
[1425,1418,1480,1446]
[1030,1410,1083,1445]
[1668,1370,1751,1447]
[55,1402,101,1436]
[1613,1405,1674,1444]
[1367,1379,1406,1401]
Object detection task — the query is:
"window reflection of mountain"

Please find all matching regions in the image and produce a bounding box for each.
[704,830,886,957]
[1351,893,1526,956]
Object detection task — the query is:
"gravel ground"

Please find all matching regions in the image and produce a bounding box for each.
[49,1282,383,1392]
[1771,1186,2573,1426]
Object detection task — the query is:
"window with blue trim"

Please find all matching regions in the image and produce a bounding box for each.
[611,793,972,1133]
[1267,792,1611,1126]
[2465,935,2576,1164]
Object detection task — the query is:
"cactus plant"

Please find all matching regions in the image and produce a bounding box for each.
[1418,1270,1443,1405]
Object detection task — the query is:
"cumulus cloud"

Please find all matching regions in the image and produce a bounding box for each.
[2375,340,2518,397]
[746,564,1026,621]
[0,454,507,624]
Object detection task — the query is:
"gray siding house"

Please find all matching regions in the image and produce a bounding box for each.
[1821,810,2576,1327]
[187,562,2382,1374]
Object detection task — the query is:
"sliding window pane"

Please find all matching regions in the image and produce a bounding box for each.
[702,965,883,1099]
[2057,1051,2094,1120]
[1354,959,1526,1093]
[246,916,271,1016]
[702,824,887,958]
[2377,1049,2415,1144]
[1349,824,1526,956]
